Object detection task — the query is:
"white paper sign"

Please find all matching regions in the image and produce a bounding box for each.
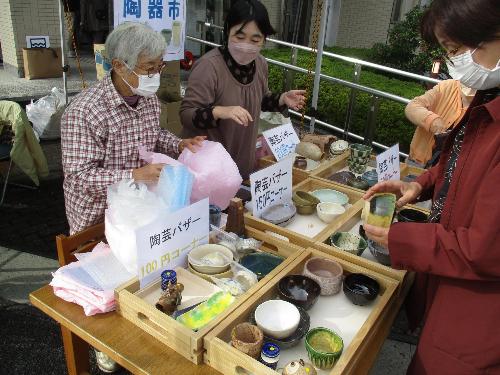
[26,36,50,48]
[377,144,400,182]
[250,156,294,218]
[114,0,186,61]
[135,198,209,287]
[262,122,300,161]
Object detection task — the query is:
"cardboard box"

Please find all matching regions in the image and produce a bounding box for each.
[94,44,111,80]
[22,48,62,80]
[160,99,182,136]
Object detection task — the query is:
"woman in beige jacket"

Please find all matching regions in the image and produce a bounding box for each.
[405,79,475,167]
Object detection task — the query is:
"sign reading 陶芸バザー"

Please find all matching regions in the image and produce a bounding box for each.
[250,156,294,218]
[377,144,401,182]
[114,0,186,61]
[135,198,209,288]
[263,122,300,161]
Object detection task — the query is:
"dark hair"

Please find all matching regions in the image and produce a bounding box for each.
[223,0,276,45]
[421,0,500,48]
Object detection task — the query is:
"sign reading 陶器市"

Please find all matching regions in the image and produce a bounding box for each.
[114,0,186,61]
[376,144,400,182]
[263,122,300,161]
[250,156,294,218]
[135,198,209,288]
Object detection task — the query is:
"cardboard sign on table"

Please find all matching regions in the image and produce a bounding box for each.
[262,122,300,161]
[377,144,401,182]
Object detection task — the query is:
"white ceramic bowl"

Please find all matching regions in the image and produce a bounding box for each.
[330,140,349,155]
[254,300,300,339]
[316,202,346,223]
[188,244,234,275]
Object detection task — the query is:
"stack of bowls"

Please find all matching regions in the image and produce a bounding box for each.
[187,244,234,280]
[329,140,349,156]
[348,143,372,174]
[292,191,320,215]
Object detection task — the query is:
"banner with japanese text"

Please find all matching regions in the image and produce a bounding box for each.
[135,198,209,288]
[114,0,186,61]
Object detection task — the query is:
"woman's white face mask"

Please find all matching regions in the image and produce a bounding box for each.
[446,48,500,90]
[120,62,161,97]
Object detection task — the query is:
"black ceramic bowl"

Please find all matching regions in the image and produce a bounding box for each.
[397,208,429,223]
[343,273,380,306]
[278,275,321,311]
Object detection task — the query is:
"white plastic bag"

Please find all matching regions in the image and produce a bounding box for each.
[105,180,167,274]
[26,87,66,140]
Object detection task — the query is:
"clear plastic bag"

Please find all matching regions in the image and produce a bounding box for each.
[26,87,66,140]
[157,165,194,212]
[209,261,258,296]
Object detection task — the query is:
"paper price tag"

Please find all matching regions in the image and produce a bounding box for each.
[376,144,400,182]
[250,156,294,218]
[263,122,300,161]
[135,198,209,288]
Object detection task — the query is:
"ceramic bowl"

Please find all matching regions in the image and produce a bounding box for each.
[397,208,429,223]
[188,244,234,275]
[343,273,380,306]
[261,202,297,227]
[368,239,391,266]
[293,191,321,206]
[240,252,284,280]
[361,170,378,187]
[294,156,308,170]
[278,275,321,311]
[328,171,355,185]
[305,327,344,369]
[295,203,317,215]
[310,189,349,206]
[231,323,264,359]
[187,263,233,282]
[330,232,367,256]
[330,140,349,155]
[303,257,343,295]
[249,304,310,349]
[349,143,372,158]
[254,300,300,339]
[346,176,369,190]
[316,202,346,223]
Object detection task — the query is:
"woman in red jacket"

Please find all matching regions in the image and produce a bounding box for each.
[364,0,500,373]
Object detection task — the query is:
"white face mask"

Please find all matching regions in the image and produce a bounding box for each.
[228,41,261,65]
[446,49,500,90]
[120,62,161,97]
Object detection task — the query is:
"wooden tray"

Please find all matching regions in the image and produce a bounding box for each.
[115,226,306,364]
[245,177,364,243]
[400,163,426,180]
[258,152,349,186]
[204,248,399,375]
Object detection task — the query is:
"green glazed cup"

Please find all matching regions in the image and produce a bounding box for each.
[305,327,344,369]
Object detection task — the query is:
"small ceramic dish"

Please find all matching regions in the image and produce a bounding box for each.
[361,170,378,187]
[316,202,345,223]
[330,140,349,155]
[346,176,369,190]
[303,257,343,295]
[349,143,372,158]
[294,156,308,170]
[328,171,355,185]
[231,322,264,359]
[261,202,297,226]
[249,304,310,349]
[254,300,300,339]
[278,275,321,311]
[305,327,344,369]
[330,232,367,256]
[240,252,284,280]
[343,273,380,306]
[188,244,234,275]
[187,263,233,282]
[310,189,349,206]
[397,208,429,223]
[295,203,316,215]
[293,191,321,206]
[368,239,391,266]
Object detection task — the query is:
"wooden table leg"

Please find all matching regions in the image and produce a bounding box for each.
[61,325,90,375]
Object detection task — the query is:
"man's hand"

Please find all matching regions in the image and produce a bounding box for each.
[363,180,423,209]
[212,106,253,126]
[179,136,206,153]
[132,163,165,182]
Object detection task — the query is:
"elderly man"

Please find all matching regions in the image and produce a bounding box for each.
[62,22,203,235]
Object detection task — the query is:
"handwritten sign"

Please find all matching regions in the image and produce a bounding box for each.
[135,198,209,287]
[262,122,300,161]
[26,36,50,48]
[250,156,294,218]
[114,0,186,61]
[376,144,400,182]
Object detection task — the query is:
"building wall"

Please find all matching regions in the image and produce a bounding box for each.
[0,0,61,77]
[336,0,394,49]
[260,0,281,38]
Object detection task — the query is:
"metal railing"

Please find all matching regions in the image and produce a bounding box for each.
[187,23,439,158]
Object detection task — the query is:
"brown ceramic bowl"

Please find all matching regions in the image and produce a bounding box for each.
[231,322,264,359]
[293,191,320,206]
[303,257,343,296]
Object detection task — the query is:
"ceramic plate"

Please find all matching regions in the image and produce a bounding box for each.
[310,189,349,206]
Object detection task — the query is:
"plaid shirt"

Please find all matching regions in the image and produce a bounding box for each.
[61,74,181,234]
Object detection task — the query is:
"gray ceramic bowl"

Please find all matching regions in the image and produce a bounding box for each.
[368,240,391,266]
[261,202,297,226]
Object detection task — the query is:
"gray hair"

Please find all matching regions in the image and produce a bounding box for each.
[105,22,166,69]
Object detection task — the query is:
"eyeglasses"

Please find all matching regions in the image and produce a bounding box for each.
[442,46,462,64]
[137,61,167,78]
